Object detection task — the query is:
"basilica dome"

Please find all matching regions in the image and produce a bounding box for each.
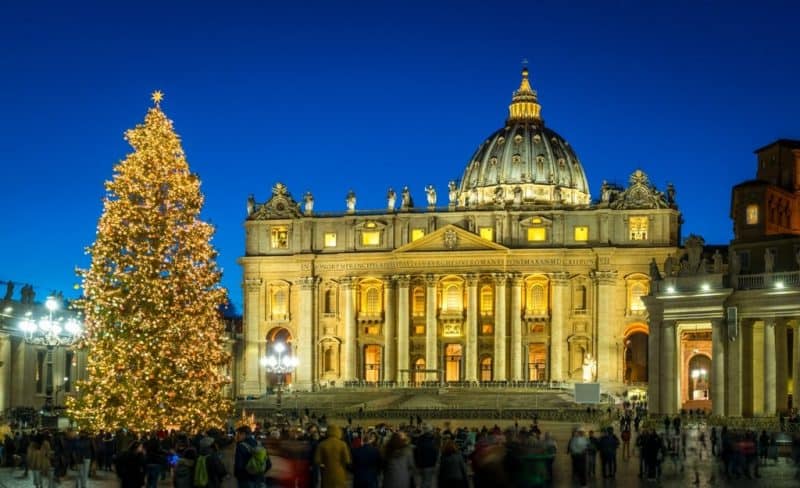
[457,68,591,208]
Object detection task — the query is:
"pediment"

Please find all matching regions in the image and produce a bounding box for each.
[393,224,509,253]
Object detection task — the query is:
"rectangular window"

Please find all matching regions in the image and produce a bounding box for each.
[414,324,425,335]
[527,227,546,242]
[481,324,494,334]
[324,232,337,248]
[479,227,494,241]
[573,226,588,241]
[629,216,648,240]
[271,226,289,249]
[411,228,425,241]
[361,231,380,246]
[746,204,759,225]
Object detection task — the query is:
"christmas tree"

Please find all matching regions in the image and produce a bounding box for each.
[67,91,232,432]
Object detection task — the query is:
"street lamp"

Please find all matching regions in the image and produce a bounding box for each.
[19,296,83,424]
[259,341,298,410]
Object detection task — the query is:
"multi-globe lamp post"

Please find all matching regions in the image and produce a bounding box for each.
[18,295,83,424]
[260,341,298,410]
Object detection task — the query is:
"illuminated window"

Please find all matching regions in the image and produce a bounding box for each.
[364,345,381,382]
[481,323,494,334]
[746,204,759,225]
[412,288,425,317]
[629,282,648,313]
[526,281,548,315]
[365,288,380,314]
[479,227,494,241]
[361,231,380,246]
[527,227,547,241]
[480,286,493,315]
[573,226,588,241]
[271,226,289,248]
[414,358,426,383]
[411,228,425,241]
[444,285,461,311]
[629,216,648,240]
[531,217,542,224]
[414,324,425,335]
[324,232,337,247]
[270,287,289,320]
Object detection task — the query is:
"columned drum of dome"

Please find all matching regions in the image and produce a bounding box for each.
[458,68,591,208]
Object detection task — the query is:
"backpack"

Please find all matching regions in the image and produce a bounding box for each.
[194,455,209,487]
[245,444,271,475]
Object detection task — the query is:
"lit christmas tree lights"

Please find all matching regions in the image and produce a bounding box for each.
[67,92,232,432]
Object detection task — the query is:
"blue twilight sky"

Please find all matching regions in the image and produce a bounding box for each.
[1,1,799,312]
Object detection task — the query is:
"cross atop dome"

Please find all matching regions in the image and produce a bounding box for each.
[508,66,542,123]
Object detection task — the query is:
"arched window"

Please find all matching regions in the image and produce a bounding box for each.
[412,287,425,317]
[480,285,493,316]
[529,284,545,314]
[480,356,493,382]
[630,282,647,312]
[414,358,426,384]
[365,288,380,315]
[444,285,461,312]
[324,289,336,314]
[271,287,289,320]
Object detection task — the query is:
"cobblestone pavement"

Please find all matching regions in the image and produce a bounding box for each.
[0,422,796,487]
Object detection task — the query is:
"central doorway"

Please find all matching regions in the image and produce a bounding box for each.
[444,344,462,382]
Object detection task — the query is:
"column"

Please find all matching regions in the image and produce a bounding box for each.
[764,317,777,415]
[661,321,677,414]
[594,270,618,382]
[465,274,479,383]
[242,278,263,395]
[0,333,11,411]
[776,319,789,412]
[395,276,410,384]
[510,274,523,381]
[550,273,569,381]
[727,319,743,417]
[794,323,800,413]
[425,275,438,381]
[711,319,726,417]
[648,318,661,414]
[341,277,357,382]
[296,277,317,390]
[383,277,396,383]
[493,273,507,381]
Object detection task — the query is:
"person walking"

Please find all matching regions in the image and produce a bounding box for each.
[599,427,620,479]
[314,424,352,488]
[621,428,631,460]
[382,431,416,488]
[74,431,93,488]
[351,431,381,488]
[413,425,439,488]
[437,439,468,488]
[234,426,264,488]
[27,434,53,488]
[115,440,146,488]
[568,429,588,488]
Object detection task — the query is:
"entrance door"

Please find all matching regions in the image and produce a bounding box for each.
[364,345,381,383]
[445,344,462,382]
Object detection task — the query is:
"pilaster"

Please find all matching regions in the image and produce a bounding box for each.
[661,320,677,414]
[711,319,726,417]
[727,318,743,416]
[763,317,777,415]
[647,318,661,413]
[383,277,396,382]
[296,276,317,390]
[242,278,263,394]
[593,270,618,382]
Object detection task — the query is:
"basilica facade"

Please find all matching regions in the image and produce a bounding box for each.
[238,68,682,395]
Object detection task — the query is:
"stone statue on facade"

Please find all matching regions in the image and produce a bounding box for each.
[712,249,724,273]
[448,180,458,207]
[401,186,413,210]
[582,353,597,383]
[387,187,396,211]
[663,254,675,278]
[494,186,505,205]
[649,258,661,281]
[468,189,478,207]
[346,190,356,214]
[729,251,741,277]
[764,248,775,274]
[3,281,13,301]
[21,284,35,304]
[601,180,611,203]
[684,234,705,274]
[666,183,676,207]
[513,186,523,207]
[303,192,314,215]
[552,186,561,204]
[246,194,255,216]
[425,185,437,208]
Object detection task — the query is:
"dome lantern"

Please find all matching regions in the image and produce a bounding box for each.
[507,67,542,123]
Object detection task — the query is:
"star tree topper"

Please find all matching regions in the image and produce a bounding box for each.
[151,90,164,107]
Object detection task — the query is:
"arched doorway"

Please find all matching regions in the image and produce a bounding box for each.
[688,354,711,401]
[265,327,293,385]
[624,326,648,383]
[363,345,381,383]
[480,356,493,382]
[413,358,426,385]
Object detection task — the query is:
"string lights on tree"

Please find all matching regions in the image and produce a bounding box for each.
[67,91,232,432]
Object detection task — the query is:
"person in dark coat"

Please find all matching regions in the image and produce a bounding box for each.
[438,439,468,488]
[351,432,381,488]
[198,437,227,488]
[173,447,196,488]
[598,427,620,479]
[115,440,146,488]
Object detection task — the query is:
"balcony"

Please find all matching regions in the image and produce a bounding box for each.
[735,271,800,290]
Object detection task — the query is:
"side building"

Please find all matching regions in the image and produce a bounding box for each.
[646,139,800,417]
[239,68,682,395]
